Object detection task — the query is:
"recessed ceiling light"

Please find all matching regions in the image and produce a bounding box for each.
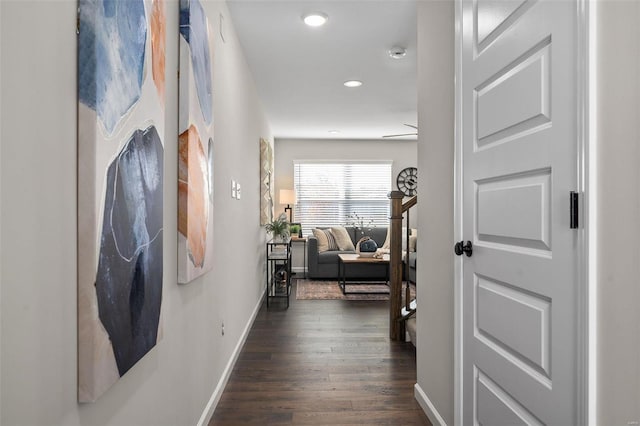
[343,80,363,88]
[328,130,340,134]
[302,12,328,27]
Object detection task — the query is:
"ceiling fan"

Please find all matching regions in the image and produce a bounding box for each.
[383,124,418,138]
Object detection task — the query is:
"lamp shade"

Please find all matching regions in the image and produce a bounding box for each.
[279,189,296,205]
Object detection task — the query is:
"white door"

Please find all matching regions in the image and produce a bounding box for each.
[459,0,582,424]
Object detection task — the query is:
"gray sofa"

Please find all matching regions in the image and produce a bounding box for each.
[307,226,417,282]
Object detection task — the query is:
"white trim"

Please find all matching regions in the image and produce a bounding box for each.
[291,266,307,275]
[586,1,598,424]
[576,1,592,425]
[197,291,266,426]
[415,383,448,426]
[453,0,464,424]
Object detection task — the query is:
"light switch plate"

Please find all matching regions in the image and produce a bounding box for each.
[231,180,236,198]
[236,183,242,199]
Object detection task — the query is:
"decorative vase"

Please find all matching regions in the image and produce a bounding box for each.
[356,236,378,258]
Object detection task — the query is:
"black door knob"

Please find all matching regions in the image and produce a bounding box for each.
[454,241,473,257]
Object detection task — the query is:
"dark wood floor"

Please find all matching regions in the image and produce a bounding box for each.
[210,279,431,425]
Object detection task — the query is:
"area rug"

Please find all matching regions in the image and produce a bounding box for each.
[296,279,393,301]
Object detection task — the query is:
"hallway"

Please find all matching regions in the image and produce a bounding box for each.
[211,280,430,425]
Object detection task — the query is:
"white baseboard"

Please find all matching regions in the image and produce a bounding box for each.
[414,383,448,426]
[197,290,266,426]
[291,266,307,275]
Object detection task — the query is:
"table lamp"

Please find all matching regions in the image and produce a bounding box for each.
[279,189,296,223]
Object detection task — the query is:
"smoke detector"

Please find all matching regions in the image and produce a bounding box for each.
[389,46,407,59]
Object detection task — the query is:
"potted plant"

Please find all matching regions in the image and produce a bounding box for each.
[289,223,301,238]
[265,212,290,241]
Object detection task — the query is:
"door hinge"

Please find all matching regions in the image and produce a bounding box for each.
[570,191,579,229]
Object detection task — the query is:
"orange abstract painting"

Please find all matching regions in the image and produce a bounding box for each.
[178,125,209,268]
[151,0,165,104]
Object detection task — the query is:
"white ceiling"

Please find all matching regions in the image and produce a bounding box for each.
[226,0,417,141]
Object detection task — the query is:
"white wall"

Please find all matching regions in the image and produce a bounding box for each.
[414,1,455,425]
[594,1,640,424]
[0,1,271,425]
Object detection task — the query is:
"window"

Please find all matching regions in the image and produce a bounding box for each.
[293,161,392,235]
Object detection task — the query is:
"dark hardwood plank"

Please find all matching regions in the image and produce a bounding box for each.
[292,410,430,425]
[210,280,431,426]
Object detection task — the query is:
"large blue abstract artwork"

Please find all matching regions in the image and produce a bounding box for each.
[78,0,147,134]
[95,126,163,376]
[77,0,165,403]
[178,0,215,283]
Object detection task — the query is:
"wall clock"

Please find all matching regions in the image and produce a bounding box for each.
[396,167,417,196]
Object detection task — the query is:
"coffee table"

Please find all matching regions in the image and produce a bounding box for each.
[337,253,390,295]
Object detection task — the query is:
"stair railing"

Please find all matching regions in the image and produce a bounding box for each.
[388,191,417,341]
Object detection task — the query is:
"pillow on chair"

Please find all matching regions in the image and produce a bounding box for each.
[409,235,417,252]
[382,227,417,250]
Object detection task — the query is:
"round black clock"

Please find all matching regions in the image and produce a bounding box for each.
[396,167,417,196]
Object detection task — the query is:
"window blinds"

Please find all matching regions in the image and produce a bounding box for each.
[293,161,392,235]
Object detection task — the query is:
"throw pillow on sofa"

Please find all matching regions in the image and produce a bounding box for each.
[330,226,355,251]
[312,228,339,252]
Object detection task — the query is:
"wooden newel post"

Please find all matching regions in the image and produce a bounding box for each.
[388,191,405,341]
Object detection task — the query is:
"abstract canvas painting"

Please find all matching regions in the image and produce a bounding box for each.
[260,138,274,225]
[77,0,165,402]
[178,0,215,283]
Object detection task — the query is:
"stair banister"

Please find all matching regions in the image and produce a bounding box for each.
[388,191,405,341]
[388,192,418,341]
